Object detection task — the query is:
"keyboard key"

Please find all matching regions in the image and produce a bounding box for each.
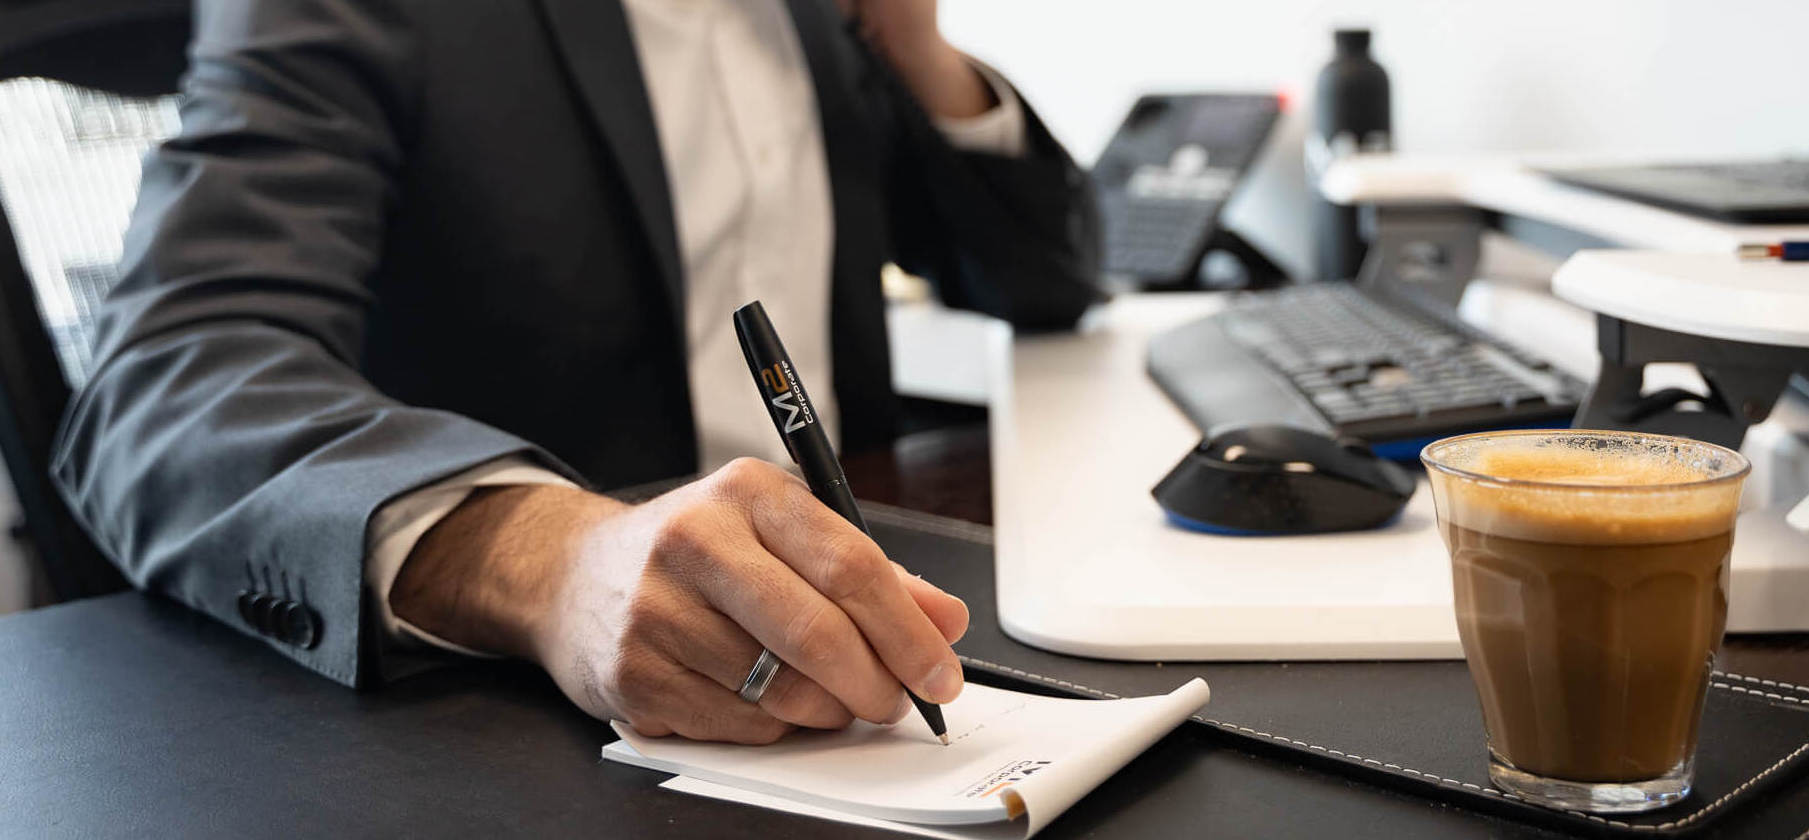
[1310,348,1351,368]
[1311,390,1358,410]
[1337,404,1412,422]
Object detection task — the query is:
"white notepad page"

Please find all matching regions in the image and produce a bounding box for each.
[602,679,1210,839]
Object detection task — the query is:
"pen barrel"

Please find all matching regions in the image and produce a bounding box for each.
[733,301,872,536]
[801,464,870,533]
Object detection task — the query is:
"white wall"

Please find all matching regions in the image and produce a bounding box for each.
[944,0,1809,277]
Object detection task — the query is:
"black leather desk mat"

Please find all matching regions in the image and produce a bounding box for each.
[4,589,1614,839]
[861,504,1809,837]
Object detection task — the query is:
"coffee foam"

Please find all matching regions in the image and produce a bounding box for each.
[1430,445,1742,545]
[1470,448,1707,487]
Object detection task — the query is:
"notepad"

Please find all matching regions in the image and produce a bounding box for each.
[601,678,1210,839]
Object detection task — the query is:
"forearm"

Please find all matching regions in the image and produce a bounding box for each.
[878,37,995,120]
[391,484,622,661]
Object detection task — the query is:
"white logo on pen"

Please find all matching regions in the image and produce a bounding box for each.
[760,362,812,433]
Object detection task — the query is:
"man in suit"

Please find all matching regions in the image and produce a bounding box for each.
[53,0,1097,742]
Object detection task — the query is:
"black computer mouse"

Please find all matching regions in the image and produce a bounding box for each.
[1152,424,1417,535]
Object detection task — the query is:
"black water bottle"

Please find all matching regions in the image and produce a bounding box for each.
[1308,28,1391,281]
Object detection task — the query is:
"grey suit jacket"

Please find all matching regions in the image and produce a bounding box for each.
[51,0,1100,687]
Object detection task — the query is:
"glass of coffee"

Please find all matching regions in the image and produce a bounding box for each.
[1421,429,1749,814]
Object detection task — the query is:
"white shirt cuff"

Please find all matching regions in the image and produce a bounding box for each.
[364,455,579,657]
[933,60,1027,158]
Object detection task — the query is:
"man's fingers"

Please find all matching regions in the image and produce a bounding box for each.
[744,479,965,705]
[622,665,793,745]
[664,606,855,730]
[894,563,968,644]
[701,553,900,722]
[760,667,861,730]
[685,457,962,715]
[666,508,902,721]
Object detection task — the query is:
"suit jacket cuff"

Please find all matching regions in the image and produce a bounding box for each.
[931,59,1027,157]
[365,455,579,658]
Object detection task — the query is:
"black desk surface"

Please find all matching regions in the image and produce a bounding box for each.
[5,519,1808,838]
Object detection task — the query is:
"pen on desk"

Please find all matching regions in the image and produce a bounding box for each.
[1737,241,1809,261]
[733,300,951,746]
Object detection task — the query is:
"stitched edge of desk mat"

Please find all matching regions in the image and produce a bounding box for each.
[858,502,1809,837]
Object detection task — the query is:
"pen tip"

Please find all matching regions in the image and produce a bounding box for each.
[939,733,950,746]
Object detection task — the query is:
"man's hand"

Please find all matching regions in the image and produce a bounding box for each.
[837,0,995,119]
[391,458,970,743]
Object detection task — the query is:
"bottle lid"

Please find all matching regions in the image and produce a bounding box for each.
[1334,29,1371,53]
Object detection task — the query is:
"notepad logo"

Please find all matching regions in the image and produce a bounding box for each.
[760,362,813,432]
[959,760,1053,799]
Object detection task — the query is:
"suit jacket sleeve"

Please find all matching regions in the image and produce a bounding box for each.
[50,0,584,687]
[880,59,1103,332]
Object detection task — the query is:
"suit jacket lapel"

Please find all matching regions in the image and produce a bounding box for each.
[532,0,685,337]
[783,0,884,283]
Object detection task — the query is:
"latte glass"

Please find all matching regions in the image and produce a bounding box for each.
[1422,430,1748,814]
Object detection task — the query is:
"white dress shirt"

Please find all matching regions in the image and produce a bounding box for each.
[365,0,1026,651]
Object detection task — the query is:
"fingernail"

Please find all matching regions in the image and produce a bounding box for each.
[924,662,963,703]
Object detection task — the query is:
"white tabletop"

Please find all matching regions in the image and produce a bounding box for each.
[1320,154,1809,253]
[1552,250,1809,347]
[991,294,1464,660]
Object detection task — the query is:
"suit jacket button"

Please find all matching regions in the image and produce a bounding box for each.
[249,593,280,636]
[282,602,321,649]
[236,591,258,627]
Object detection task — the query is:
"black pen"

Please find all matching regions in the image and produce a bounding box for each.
[733,300,951,745]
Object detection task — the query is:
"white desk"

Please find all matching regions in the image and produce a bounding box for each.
[885,300,1007,406]
[991,294,1463,660]
[1553,250,1809,348]
[989,291,1809,662]
[1320,154,1809,252]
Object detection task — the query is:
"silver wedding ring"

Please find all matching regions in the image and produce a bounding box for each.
[737,648,784,704]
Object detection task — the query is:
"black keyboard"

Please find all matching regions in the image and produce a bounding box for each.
[1194,284,1586,447]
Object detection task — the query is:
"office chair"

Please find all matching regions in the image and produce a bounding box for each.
[0,0,192,602]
